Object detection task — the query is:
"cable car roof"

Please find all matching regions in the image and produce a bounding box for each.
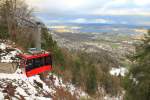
[18,53,51,60]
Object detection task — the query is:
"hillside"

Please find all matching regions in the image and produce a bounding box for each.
[0,0,135,99]
[0,69,88,100]
[0,43,88,100]
[0,42,127,100]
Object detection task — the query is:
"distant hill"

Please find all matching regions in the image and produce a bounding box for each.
[48,23,148,35]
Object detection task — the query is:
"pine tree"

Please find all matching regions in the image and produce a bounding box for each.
[86,65,97,95]
[71,59,81,85]
[124,30,150,100]
[41,28,64,65]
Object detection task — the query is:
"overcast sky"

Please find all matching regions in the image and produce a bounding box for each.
[25,0,150,25]
[26,0,150,16]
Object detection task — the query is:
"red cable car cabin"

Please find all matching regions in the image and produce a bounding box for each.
[18,53,52,77]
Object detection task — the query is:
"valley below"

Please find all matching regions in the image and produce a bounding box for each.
[50,25,144,68]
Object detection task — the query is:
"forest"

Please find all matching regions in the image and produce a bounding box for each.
[0,0,149,99]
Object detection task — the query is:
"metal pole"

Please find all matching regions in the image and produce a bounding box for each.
[35,25,41,50]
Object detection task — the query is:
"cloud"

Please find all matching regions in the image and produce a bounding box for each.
[92,8,150,16]
[26,0,150,17]
[95,19,112,23]
[69,18,87,23]
[45,18,112,24]
[26,0,91,12]
[90,0,150,16]
[134,0,150,6]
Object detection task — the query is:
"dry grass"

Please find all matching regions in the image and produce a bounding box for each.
[53,87,77,100]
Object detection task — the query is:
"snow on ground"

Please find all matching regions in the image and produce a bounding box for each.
[0,43,21,63]
[110,67,128,77]
[104,95,123,100]
[0,43,6,50]
[0,92,4,99]
[0,42,89,100]
[0,69,54,99]
[0,69,88,100]
[51,74,88,98]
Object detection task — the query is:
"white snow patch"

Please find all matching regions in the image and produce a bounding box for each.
[0,43,6,50]
[110,67,128,77]
[0,69,54,99]
[27,75,55,93]
[25,97,52,100]
[51,74,88,98]
[104,95,122,100]
[0,43,21,63]
[16,87,28,96]
[0,92,4,100]
[0,50,19,63]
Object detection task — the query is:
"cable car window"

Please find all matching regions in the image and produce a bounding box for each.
[25,55,52,72]
[26,59,33,71]
[40,57,44,66]
[34,58,41,68]
[45,55,52,65]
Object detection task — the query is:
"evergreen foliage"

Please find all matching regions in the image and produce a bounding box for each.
[0,25,9,39]
[0,0,122,97]
[86,65,97,95]
[124,30,150,100]
[41,28,65,65]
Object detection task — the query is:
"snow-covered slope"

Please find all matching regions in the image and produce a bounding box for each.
[0,69,53,100]
[0,43,88,100]
[0,42,125,100]
[0,69,88,100]
[0,43,21,63]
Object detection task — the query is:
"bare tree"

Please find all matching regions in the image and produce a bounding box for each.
[0,0,33,41]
